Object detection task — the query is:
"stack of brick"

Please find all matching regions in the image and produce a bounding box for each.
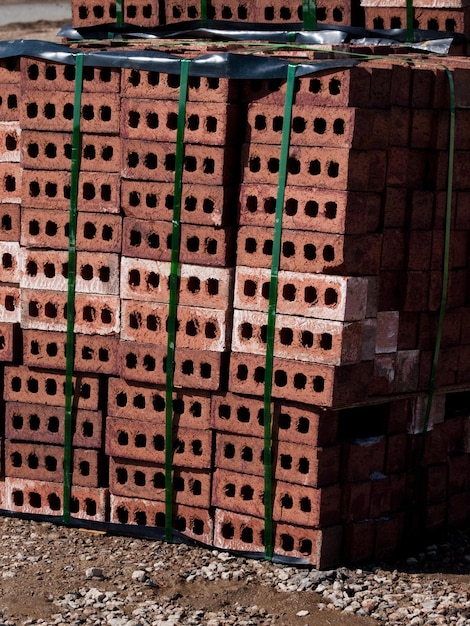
[70,0,350,30]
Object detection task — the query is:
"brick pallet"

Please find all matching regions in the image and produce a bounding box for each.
[0,43,469,567]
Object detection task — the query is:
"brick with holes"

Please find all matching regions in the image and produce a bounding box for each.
[121,99,239,146]
[0,284,20,322]
[122,217,233,267]
[109,457,212,508]
[20,249,120,295]
[232,309,364,365]
[105,416,213,469]
[0,162,21,203]
[5,401,103,449]
[121,179,235,226]
[22,130,120,173]
[241,143,387,192]
[228,352,371,407]
[0,203,20,241]
[20,289,121,335]
[211,392,339,446]
[22,329,120,376]
[213,508,343,568]
[107,377,212,428]
[109,494,213,545]
[0,322,17,362]
[20,91,120,134]
[238,183,381,234]
[0,241,20,283]
[4,441,104,487]
[236,225,382,275]
[22,169,121,213]
[120,300,230,351]
[256,0,351,24]
[21,56,121,92]
[119,341,227,391]
[120,257,234,309]
[233,265,369,321]
[4,365,100,410]
[122,139,235,185]
[0,84,19,123]
[121,68,239,103]
[246,104,388,149]
[21,208,122,252]
[0,122,20,163]
[212,468,265,518]
[4,477,108,521]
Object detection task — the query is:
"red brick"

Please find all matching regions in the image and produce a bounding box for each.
[397,312,419,350]
[341,480,372,522]
[119,341,226,391]
[5,441,104,487]
[21,57,121,92]
[121,69,239,103]
[107,377,212,428]
[105,416,213,469]
[236,226,381,274]
[22,329,120,376]
[20,249,120,295]
[21,289,121,335]
[447,490,470,527]
[0,284,20,322]
[5,401,103,449]
[385,433,408,474]
[121,99,239,146]
[380,229,406,270]
[4,365,100,410]
[120,300,229,351]
[233,265,369,321]
[22,131,121,173]
[342,436,386,482]
[211,468,265,518]
[213,508,343,567]
[375,311,399,354]
[0,241,20,283]
[238,184,381,234]
[386,147,436,189]
[109,457,211,508]
[232,309,363,365]
[21,208,122,252]
[0,84,19,121]
[246,104,388,149]
[403,271,430,312]
[122,139,235,185]
[122,217,233,267]
[121,179,235,226]
[242,143,387,192]
[109,494,213,545]
[0,321,17,362]
[20,92,120,134]
[0,162,21,203]
[228,352,370,408]
[120,257,234,309]
[374,513,405,561]
[0,122,20,162]
[22,169,121,213]
[343,519,375,563]
[0,203,20,241]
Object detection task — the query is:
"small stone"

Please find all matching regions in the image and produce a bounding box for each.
[131,570,147,582]
[296,610,309,617]
[85,567,103,580]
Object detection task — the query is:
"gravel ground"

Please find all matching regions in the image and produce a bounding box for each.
[0,515,470,625]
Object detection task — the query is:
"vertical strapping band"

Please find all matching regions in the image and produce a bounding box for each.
[116,0,124,28]
[200,0,208,25]
[263,63,296,561]
[406,0,414,43]
[302,0,317,31]
[63,53,84,525]
[165,59,190,543]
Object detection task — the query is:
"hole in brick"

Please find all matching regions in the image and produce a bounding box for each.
[80,383,91,400]
[29,492,41,508]
[240,485,254,502]
[238,5,247,18]
[222,5,233,17]
[11,452,22,467]
[133,394,146,409]
[143,354,155,371]
[30,414,40,430]
[82,104,94,121]
[203,198,215,214]
[187,236,200,253]
[254,366,265,383]
[324,288,338,306]
[285,198,298,216]
[1,214,12,230]
[27,377,38,393]
[292,116,306,133]
[144,153,158,170]
[294,373,307,389]
[130,230,142,247]
[192,440,203,456]
[300,497,311,512]
[152,394,165,412]
[7,94,18,110]
[80,264,93,281]
[243,280,257,297]
[237,364,248,381]
[27,143,39,158]
[135,434,146,448]
[200,362,212,379]
[101,146,114,162]
[82,421,94,437]
[241,322,253,340]
[241,446,253,462]
[262,282,270,300]
[281,534,294,551]
[187,114,200,131]
[309,160,321,175]
[12,413,23,430]
[255,115,266,131]
[282,283,296,301]
[262,240,273,255]
[85,498,97,517]
[278,413,290,430]
[11,376,21,392]
[28,453,39,469]
[45,455,57,472]
[83,183,96,200]
[320,333,332,350]
[304,286,317,304]
[125,353,137,370]
[154,435,165,451]
[79,461,90,476]
[203,158,214,174]
[144,193,156,208]
[83,222,96,239]
[280,454,292,470]
[62,103,73,120]
[304,244,316,260]
[268,158,279,173]
[446,18,456,30]
[2,253,12,269]
[116,468,128,484]
[82,306,95,322]
[81,346,93,361]
[29,182,40,198]
[206,238,217,255]
[301,331,314,348]
[5,134,17,151]
[175,439,185,454]
[187,276,200,294]
[314,118,327,134]
[46,342,58,357]
[238,407,250,423]
[101,308,112,325]
[332,6,343,20]
[207,278,219,296]
[281,494,293,509]
[116,506,129,524]
[83,145,96,161]
[328,162,339,178]
[48,416,59,433]
[249,157,261,172]
[134,471,146,486]
[313,376,325,392]
[29,301,40,318]
[222,522,234,539]
[12,490,23,506]
[329,78,341,95]
[99,266,110,282]
[333,118,345,135]
[100,106,112,122]
[279,328,293,346]
[282,241,295,258]
[287,158,301,175]
[205,322,216,339]
[224,483,236,497]
[186,320,198,337]
[182,360,194,375]
[274,370,287,387]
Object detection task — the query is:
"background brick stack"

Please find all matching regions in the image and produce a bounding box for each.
[0,42,470,566]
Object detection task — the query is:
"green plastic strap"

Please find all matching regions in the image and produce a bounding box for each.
[116,0,124,28]
[63,53,84,525]
[200,0,208,24]
[165,59,190,543]
[419,66,455,452]
[406,0,414,43]
[263,63,296,561]
[302,0,317,31]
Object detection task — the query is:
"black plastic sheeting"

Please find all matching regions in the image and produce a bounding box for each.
[57,19,462,54]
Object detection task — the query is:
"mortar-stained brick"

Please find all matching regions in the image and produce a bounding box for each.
[0,85,19,122]
[5,401,103,449]
[0,241,20,283]
[0,122,20,163]
[0,162,21,203]
[0,284,20,323]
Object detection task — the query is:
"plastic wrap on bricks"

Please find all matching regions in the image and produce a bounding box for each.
[5,401,103,449]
